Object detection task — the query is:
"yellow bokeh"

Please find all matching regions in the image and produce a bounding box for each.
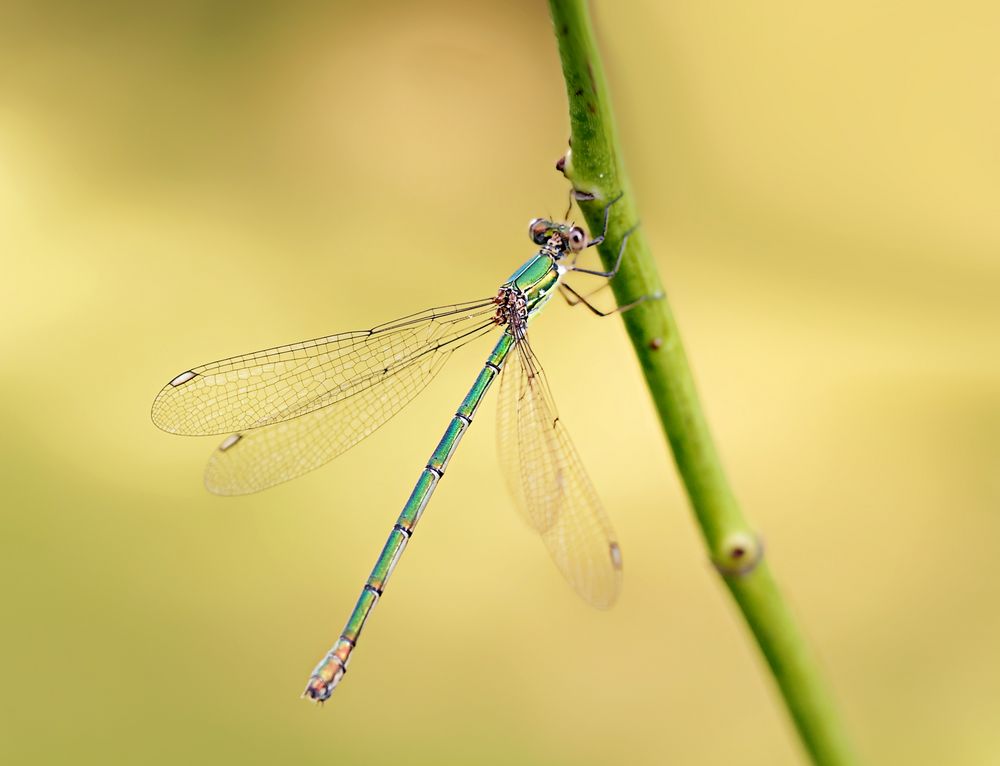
[2,2,998,764]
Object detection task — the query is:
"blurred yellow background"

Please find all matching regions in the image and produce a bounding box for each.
[2,1,998,764]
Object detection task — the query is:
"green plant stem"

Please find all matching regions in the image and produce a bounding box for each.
[546,2,858,764]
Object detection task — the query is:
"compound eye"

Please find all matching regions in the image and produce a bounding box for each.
[568,226,587,252]
[529,218,550,245]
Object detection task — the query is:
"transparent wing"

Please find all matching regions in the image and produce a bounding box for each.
[152,299,497,436]
[496,334,557,534]
[496,336,622,608]
[203,333,486,495]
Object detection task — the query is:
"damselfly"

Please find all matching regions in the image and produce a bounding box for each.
[151,196,654,701]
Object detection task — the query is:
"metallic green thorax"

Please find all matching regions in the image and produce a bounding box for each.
[506,253,562,317]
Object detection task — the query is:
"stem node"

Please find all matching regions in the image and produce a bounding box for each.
[713,531,765,577]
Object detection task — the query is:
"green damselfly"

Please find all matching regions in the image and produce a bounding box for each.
[151,196,653,701]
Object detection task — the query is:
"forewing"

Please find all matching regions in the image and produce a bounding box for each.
[497,338,622,608]
[151,300,496,436]
[204,343,463,495]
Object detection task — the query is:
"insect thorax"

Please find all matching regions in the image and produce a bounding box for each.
[494,285,529,337]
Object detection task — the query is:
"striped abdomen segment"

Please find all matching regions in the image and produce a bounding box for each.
[303,331,514,701]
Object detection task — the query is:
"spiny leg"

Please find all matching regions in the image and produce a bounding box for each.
[565,218,663,312]
[567,190,625,251]
[564,190,627,268]
[563,187,575,220]
[559,280,612,306]
[570,222,638,279]
[558,282,661,317]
